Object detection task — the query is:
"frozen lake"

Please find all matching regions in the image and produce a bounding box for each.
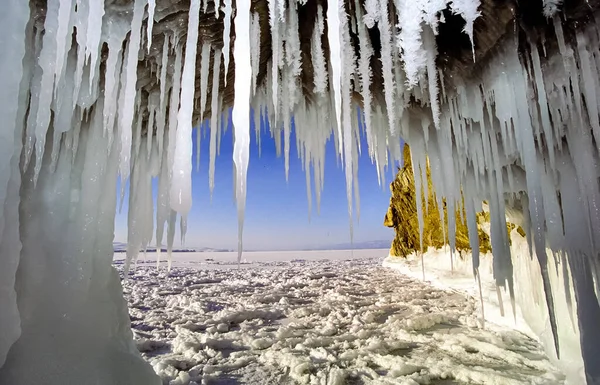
[116,251,564,385]
[114,249,391,269]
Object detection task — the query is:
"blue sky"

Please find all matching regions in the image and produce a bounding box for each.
[114,110,399,251]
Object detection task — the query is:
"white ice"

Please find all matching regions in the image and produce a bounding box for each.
[115,250,564,385]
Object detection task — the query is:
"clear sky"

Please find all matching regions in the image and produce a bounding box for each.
[114,110,399,251]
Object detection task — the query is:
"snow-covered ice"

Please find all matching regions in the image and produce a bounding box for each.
[116,251,564,385]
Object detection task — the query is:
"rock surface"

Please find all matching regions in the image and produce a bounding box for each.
[384,144,527,258]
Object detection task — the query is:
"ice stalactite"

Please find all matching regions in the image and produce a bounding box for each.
[0,0,29,366]
[157,35,170,158]
[222,0,232,85]
[355,0,377,179]
[199,42,211,122]
[85,0,104,83]
[376,0,397,135]
[156,131,170,268]
[232,0,251,261]
[209,49,222,198]
[268,0,280,122]
[170,0,201,223]
[327,0,343,157]
[250,13,261,97]
[311,4,328,97]
[146,0,155,52]
[118,0,145,187]
[449,0,480,60]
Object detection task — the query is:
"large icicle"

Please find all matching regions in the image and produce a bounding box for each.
[199,42,211,121]
[170,0,201,219]
[327,0,344,156]
[28,0,73,184]
[222,0,233,85]
[0,0,29,366]
[232,0,251,261]
[377,0,397,134]
[117,0,145,185]
[311,4,328,97]
[209,50,222,197]
[86,0,104,83]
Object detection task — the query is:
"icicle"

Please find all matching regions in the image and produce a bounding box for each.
[117,0,146,185]
[377,0,397,134]
[268,0,281,120]
[355,0,374,165]
[146,0,156,52]
[449,0,481,61]
[250,13,261,96]
[232,0,252,262]
[29,0,72,184]
[222,0,232,86]
[73,1,89,111]
[86,0,104,83]
[311,5,328,97]
[156,35,170,159]
[180,215,187,246]
[53,0,74,98]
[102,22,128,145]
[0,0,29,365]
[170,0,200,218]
[167,42,184,181]
[156,129,169,268]
[395,0,426,88]
[423,27,440,129]
[199,43,211,121]
[209,50,222,197]
[147,93,157,159]
[327,0,344,156]
[166,210,177,271]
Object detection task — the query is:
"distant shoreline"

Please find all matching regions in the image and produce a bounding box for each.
[112,240,392,254]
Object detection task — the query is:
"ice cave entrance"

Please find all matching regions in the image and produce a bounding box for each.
[1,0,600,384]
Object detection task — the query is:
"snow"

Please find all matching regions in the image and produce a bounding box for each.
[116,250,564,385]
[384,232,584,385]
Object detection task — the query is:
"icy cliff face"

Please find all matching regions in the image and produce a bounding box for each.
[1,0,600,383]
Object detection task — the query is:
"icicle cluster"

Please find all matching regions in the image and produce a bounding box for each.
[2,0,600,381]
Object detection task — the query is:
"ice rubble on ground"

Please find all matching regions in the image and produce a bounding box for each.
[0,0,600,383]
[120,255,564,385]
[384,229,585,384]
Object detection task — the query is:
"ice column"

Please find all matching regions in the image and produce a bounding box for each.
[232,0,252,261]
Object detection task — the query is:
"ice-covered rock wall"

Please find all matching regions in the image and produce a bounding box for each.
[1,0,600,383]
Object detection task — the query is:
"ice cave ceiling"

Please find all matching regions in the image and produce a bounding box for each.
[88,0,599,124]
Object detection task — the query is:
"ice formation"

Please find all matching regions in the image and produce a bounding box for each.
[1,0,600,384]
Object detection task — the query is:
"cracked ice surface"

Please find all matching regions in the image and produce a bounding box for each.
[116,254,564,385]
